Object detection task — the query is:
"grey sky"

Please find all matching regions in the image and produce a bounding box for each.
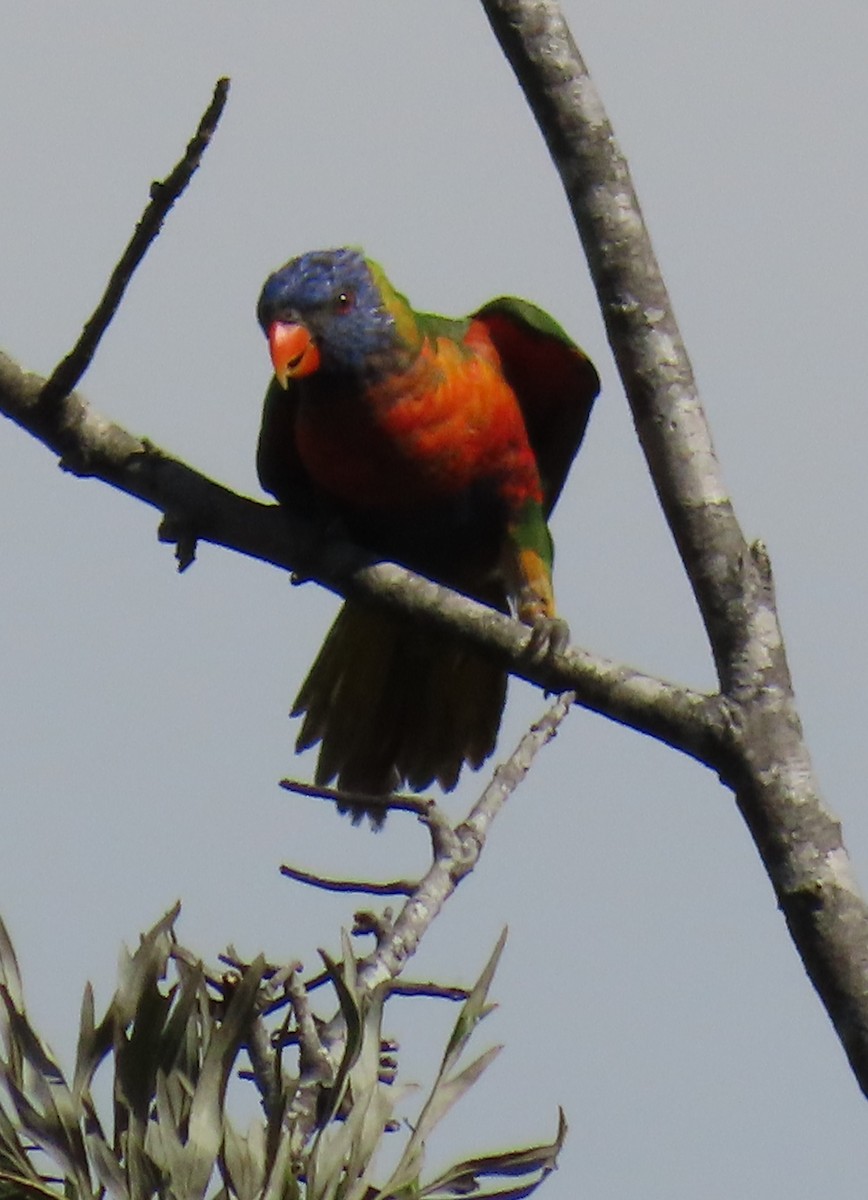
[1,2,867,1197]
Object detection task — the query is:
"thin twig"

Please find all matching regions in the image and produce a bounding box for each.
[279,777,436,819]
[388,982,469,1001]
[280,864,416,897]
[283,692,573,1147]
[39,77,230,408]
[369,691,573,988]
[459,691,574,848]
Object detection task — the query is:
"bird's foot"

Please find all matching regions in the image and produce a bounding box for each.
[523,613,571,664]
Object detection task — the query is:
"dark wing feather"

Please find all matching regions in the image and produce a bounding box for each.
[470,297,599,514]
[257,377,320,515]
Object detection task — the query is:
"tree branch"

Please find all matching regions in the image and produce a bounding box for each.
[280,691,575,1147]
[0,349,720,769]
[356,691,575,993]
[39,78,230,409]
[279,777,436,821]
[279,864,416,898]
[480,0,868,1098]
[479,0,742,682]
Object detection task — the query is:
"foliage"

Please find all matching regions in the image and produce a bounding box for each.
[0,912,564,1200]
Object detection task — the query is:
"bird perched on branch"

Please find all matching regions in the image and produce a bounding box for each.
[256,248,598,824]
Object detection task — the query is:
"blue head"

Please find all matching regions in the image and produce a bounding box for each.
[257,248,413,382]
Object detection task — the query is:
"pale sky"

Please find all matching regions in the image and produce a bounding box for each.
[1,3,867,1197]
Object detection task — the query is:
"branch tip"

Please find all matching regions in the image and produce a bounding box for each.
[39,75,230,408]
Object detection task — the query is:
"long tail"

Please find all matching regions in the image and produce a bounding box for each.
[291,602,507,826]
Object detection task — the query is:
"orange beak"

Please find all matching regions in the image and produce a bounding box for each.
[267,321,321,386]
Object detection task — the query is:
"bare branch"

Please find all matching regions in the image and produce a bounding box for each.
[479,1,742,678]
[283,688,571,1070]
[0,350,719,768]
[279,777,435,820]
[480,0,868,1098]
[388,982,468,1001]
[39,78,229,408]
[279,864,416,897]
[356,691,574,992]
[281,691,574,1148]
[458,691,573,851]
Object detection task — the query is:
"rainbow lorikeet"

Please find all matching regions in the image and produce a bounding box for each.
[256,248,598,824]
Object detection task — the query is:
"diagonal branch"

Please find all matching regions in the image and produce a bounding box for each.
[480,0,868,1100]
[0,349,722,770]
[480,0,743,683]
[39,78,229,409]
[350,693,575,994]
[283,691,576,1146]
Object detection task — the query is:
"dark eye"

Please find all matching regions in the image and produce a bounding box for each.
[333,290,354,313]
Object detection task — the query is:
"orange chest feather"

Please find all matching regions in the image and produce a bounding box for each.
[294,336,542,510]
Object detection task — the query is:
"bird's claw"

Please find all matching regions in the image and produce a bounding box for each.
[523,614,570,664]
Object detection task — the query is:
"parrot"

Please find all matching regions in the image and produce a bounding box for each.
[256,248,598,825]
